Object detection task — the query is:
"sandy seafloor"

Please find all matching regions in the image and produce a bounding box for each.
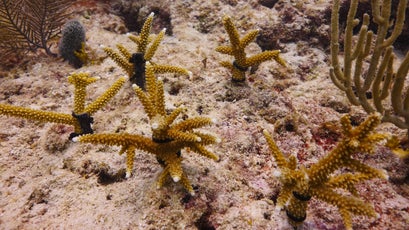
[0,0,408,229]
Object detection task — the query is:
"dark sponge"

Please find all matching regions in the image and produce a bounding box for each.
[58,20,86,68]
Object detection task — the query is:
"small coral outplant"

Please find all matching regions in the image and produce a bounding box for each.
[216,15,286,82]
[264,113,402,230]
[0,73,125,139]
[104,12,190,89]
[74,63,219,195]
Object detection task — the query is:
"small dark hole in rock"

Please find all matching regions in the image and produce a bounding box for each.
[159,202,167,209]
[181,194,193,204]
[270,191,279,204]
[263,212,272,220]
[195,211,215,230]
[258,0,278,8]
[285,122,295,132]
[97,168,126,185]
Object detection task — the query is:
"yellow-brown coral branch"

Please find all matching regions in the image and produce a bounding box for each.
[217,15,285,82]
[0,103,76,125]
[68,72,99,114]
[264,114,394,229]
[84,76,126,115]
[104,46,134,76]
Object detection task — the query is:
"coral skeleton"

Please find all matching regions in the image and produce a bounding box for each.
[0,73,125,139]
[103,12,190,89]
[74,63,219,195]
[263,114,399,230]
[216,15,286,82]
[330,0,409,135]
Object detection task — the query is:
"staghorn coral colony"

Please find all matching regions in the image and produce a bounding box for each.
[264,114,400,230]
[103,12,191,89]
[216,15,286,82]
[0,0,408,229]
[74,62,219,195]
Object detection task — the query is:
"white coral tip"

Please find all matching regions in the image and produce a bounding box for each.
[215,137,221,143]
[196,137,202,142]
[149,12,155,17]
[121,76,129,81]
[190,191,196,196]
[382,170,389,180]
[350,140,359,147]
[72,137,80,142]
[211,117,218,124]
[126,171,131,179]
[187,71,193,77]
[162,28,167,33]
[151,122,159,130]
[172,176,180,182]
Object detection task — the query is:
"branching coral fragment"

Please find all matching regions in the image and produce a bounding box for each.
[0,73,125,139]
[75,63,219,195]
[216,15,286,82]
[104,12,190,89]
[264,114,395,229]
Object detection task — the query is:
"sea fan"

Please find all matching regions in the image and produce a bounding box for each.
[0,0,73,56]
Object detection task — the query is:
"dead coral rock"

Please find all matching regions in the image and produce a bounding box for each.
[274,114,300,133]
[97,167,126,185]
[40,124,72,153]
[62,157,126,184]
[219,83,252,102]
[99,14,128,34]
[25,187,50,210]
[111,0,173,35]
[168,80,185,96]
[195,211,216,230]
[311,120,342,151]
[258,94,293,125]
[193,7,220,33]
[191,0,222,34]
[0,81,24,100]
[79,159,126,184]
[256,2,331,50]
[319,96,351,114]
[221,0,238,6]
